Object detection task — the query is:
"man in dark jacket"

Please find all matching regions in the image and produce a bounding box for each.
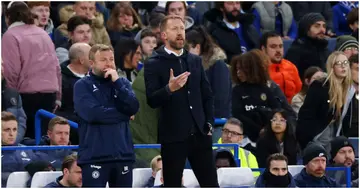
[204,1,259,63]
[288,2,335,37]
[294,144,340,187]
[328,136,358,187]
[21,116,74,170]
[1,112,40,187]
[285,13,331,79]
[56,43,91,144]
[255,153,297,187]
[45,154,82,188]
[1,63,27,144]
[144,15,218,187]
[73,44,139,187]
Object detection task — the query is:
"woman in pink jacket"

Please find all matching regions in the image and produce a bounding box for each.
[2,2,61,139]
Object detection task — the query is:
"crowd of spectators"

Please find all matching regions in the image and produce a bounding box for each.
[1,1,359,188]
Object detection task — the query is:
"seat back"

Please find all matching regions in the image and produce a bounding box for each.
[154,169,200,187]
[132,168,153,187]
[31,171,62,188]
[217,167,254,187]
[288,165,305,176]
[6,172,30,188]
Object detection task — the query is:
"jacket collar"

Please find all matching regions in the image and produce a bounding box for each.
[8,21,25,29]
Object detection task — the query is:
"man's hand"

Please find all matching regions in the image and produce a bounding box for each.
[104,68,120,82]
[168,69,191,92]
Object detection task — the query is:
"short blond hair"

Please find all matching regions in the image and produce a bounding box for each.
[48,116,69,131]
[89,44,114,61]
[159,15,184,32]
[150,155,162,172]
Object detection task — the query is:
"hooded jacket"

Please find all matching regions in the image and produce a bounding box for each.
[204,8,259,63]
[294,168,340,187]
[268,59,302,103]
[204,47,232,118]
[144,46,214,143]
[54,4,111,48]
[56,60,84,122]
[73,72,139,164]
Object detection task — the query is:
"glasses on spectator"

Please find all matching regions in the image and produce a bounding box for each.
[270,118,287,123]
[334,60,350,67]
[344,47,358,51]
[222,129,243,137]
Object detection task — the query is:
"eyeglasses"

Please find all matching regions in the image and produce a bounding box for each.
[334,60,350,67]
[270,118,287,123]
[222,129,243,137]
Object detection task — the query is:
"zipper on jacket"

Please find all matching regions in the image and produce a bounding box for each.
[179,58,184,72]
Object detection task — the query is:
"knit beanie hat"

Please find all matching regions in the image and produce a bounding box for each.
[302,143,327,165]
[298,13,326,38]
[335,35,359,51]
[330,136,354,161]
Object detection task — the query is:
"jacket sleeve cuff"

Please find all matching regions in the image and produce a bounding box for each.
[165,84,173,95]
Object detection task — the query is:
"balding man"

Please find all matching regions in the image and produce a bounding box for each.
[56,43,91,144]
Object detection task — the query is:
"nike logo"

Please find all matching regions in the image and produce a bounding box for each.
[121,170,129,175]
[242,96,249,99]
[50,160,56,164]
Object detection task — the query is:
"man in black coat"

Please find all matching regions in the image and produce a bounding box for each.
[285,13,331,79]
[204,1,259,63]
[144,15,219,187]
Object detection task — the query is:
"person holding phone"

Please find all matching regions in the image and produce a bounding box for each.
[73,44,139,187]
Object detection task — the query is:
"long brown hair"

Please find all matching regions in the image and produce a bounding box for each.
[107,3,143,32]
[299,66,323,96]
[231,50,270,85]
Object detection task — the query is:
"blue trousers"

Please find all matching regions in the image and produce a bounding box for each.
[81,161,133,187]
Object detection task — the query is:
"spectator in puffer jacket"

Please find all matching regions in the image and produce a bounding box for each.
[56,43,91,145]
[186,26,232,122]
[45,154,82,187]
[54,1,111,48]
[291,66,326,115]
[107,3,144,48]
[335,35,359,58]
[328,136,358,187]
[297,51,354,151]
[2,1,61,139]
[285,13,330,79]
[294,143,340,187]
[1,112,41,187]
[260,31,302,103]
[1,63,27,144]
[204,1,259,63]
[255,153,297,187]
[21,116,74,170]
[333,1,359,36]
[347,8,359,40]
[252,2,297,40]
[56,16,92,64]
[28,1,54,40]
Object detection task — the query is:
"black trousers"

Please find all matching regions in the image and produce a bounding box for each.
[161,133,219,187]
[21,93,56,139]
